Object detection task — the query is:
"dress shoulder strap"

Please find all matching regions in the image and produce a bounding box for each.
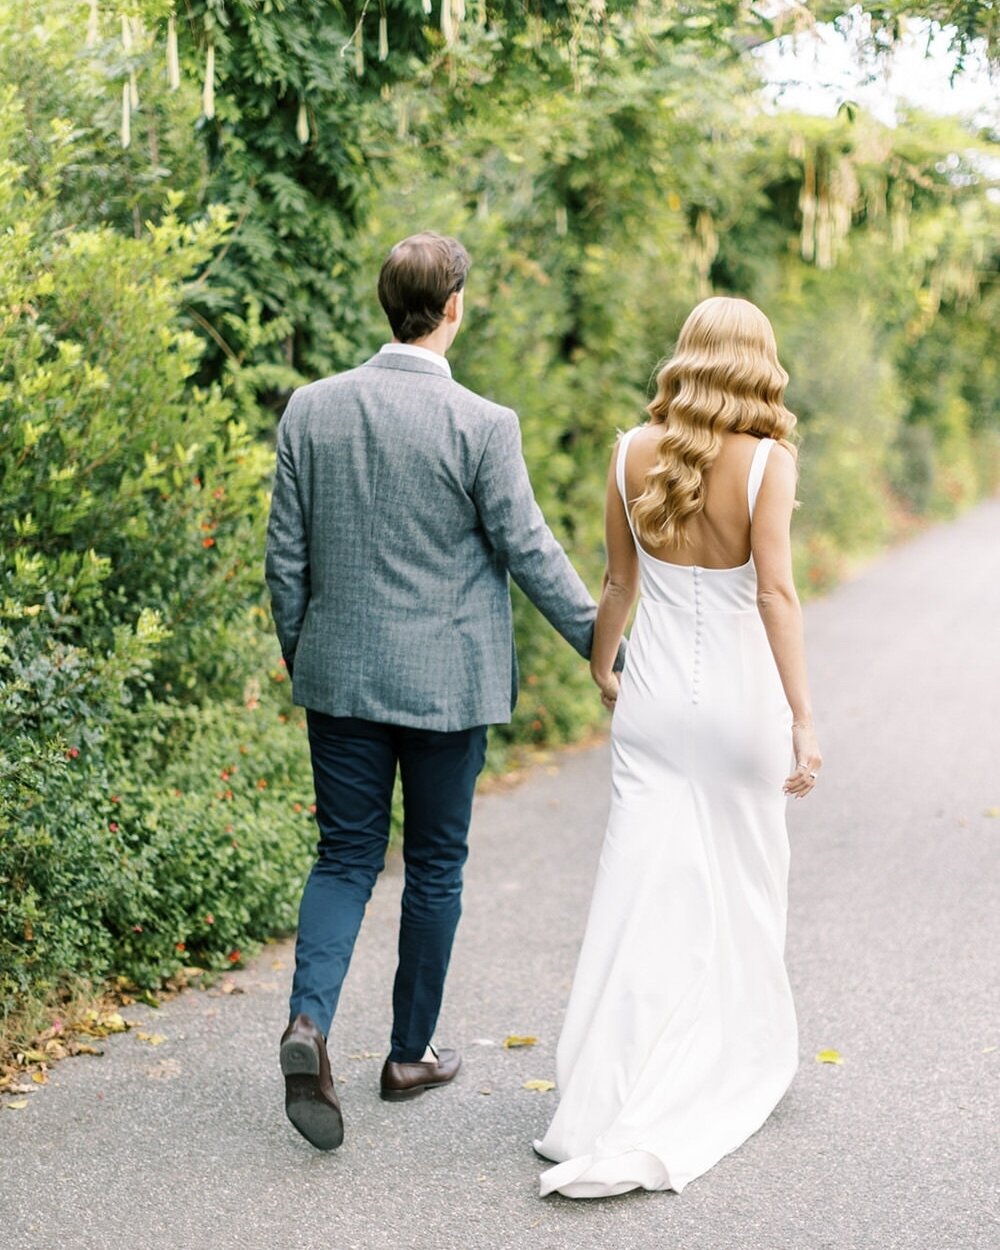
[747,437,775,520]
[615,428,643,531]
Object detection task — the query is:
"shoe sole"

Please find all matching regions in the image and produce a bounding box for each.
[280,1039,344,1151]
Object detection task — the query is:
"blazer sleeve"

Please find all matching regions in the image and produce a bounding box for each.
[264,403,310,673]
[472,408,599,661]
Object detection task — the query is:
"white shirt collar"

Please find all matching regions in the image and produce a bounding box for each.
[378,342,451,377]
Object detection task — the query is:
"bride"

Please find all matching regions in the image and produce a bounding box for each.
[535,296,822,1199]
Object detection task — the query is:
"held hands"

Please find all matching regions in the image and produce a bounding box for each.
[784,721,822,799]
[592,669,620,712]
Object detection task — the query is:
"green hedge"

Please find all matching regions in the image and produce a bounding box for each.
[0,96,311,1025]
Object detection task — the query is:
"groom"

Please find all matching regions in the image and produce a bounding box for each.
[265,231,615,1151]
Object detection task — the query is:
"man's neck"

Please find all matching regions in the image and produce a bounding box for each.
[398,329,450,358]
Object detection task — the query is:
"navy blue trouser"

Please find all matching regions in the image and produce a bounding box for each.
[288,712,488,1063]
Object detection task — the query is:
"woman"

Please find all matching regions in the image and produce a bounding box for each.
[535,296,822,1199]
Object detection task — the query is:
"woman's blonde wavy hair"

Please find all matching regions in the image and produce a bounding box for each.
[630,296,797,549]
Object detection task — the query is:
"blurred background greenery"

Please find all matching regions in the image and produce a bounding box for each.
[1,0,997,1036]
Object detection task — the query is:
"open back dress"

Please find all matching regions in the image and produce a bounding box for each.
[536,430,797,1198]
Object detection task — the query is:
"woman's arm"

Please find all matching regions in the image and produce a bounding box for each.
[751,444,822,796]
[590,442,640,706]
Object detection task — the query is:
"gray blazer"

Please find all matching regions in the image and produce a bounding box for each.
[265,352,604,732]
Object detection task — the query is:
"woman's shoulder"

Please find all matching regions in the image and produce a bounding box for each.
[761,438,796,473]
[616,422,660,452]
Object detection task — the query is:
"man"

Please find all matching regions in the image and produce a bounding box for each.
[265,231,617,1151]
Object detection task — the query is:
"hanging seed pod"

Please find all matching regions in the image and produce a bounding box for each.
[355,32,364,78]
[203,42,215,119]
[800,154,816,263]
[85,0,99,48]
[121,82,131,148]
[121,13,132,52]
[441,0,454,43]
[453,0,466,22]
[130,70,139,110]
[167,13,181,90]
[296,101,309,144]
[422,0,431,13]
[378,13,388,61]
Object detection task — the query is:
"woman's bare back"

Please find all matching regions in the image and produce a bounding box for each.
[622,427,763,569]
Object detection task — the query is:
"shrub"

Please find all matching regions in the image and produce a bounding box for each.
[0,92,307,1022]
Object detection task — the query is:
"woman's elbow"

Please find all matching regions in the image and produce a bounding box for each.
[756,583,799,615]
[604,569,638,602]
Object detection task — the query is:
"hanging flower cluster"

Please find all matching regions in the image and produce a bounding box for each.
[89,0,487,151]
[84,3,212,148]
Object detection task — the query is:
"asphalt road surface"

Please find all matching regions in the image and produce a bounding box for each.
[3,500,999,1250]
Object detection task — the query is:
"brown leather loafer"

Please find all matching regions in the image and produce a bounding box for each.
[380,1046,461,1101]
[280,1013,344,1150]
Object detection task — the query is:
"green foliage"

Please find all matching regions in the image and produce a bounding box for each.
[0,116,269,699]
[0,88,308,1022]
[1,673,314,1012]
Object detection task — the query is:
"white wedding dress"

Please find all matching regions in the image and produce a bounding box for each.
[536,431,798,1198]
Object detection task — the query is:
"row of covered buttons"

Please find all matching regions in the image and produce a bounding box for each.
[692,566,702,705]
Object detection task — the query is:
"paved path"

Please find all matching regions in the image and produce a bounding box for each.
[4,501,999,1250]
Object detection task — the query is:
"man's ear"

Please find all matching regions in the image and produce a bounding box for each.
[444,288,462,323]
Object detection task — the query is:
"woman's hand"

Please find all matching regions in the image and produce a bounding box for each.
[784,722,822,799]
[592,669,620,712]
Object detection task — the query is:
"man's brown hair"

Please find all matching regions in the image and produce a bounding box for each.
[377,232,471,343]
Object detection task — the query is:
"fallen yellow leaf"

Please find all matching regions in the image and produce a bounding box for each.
[982,1045,997,1054]
[75,1044,103,1056]
[21,1048,47,1063]
[984,807,1000,818]
[6,1100,29,1110]
[503,1035,538,1049]
[100,1013,128,1033]
[31,1071,48,1085]
[522,1079,556,1092]
[815,1049,844,1065]
[136,1032,166,1046]
[145,1058,182,1080]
